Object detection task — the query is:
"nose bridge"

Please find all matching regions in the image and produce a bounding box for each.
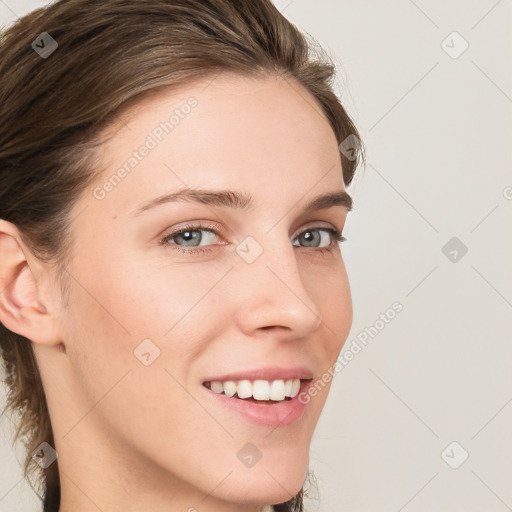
[232,227,322,337]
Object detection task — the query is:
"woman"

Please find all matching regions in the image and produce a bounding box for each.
[0,1,363,511]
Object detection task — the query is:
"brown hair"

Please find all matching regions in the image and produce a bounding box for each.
[0,1,363,511]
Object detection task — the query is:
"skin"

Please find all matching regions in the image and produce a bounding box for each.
[0,72,353,512]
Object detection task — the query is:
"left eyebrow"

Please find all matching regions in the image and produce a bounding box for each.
[301,190,353,214]
[130,188,352,217]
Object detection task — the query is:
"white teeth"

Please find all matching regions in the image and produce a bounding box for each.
[284,379,293,397]
[270,379,285,401]
[223,380,237,397]
[210,381,224,393]
[237,380,253,399]
[253,380,270,400]
[207,378,302,401]
[290,379,300,398]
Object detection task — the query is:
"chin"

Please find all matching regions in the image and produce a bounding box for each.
[216,458,309,506]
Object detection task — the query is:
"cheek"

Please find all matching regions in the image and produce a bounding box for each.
[303,257,353,354]
[68,254,222,339]
[59,261,227,462]
[61,255,230,405]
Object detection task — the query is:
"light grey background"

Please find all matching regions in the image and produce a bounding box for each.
[1,1,511,511]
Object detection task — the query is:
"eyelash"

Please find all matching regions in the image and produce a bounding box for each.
[159,222,347,255]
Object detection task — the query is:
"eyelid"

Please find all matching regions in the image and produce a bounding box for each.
[293,220,340,237]
[159,221,223,243]
[159,220,342,242]
[157,219,347,254]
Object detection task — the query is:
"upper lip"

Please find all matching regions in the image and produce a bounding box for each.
[202,366,314,383]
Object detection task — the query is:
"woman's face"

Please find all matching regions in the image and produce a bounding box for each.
[44,72,353,509]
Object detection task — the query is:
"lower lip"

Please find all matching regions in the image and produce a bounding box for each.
[202,380,312,428]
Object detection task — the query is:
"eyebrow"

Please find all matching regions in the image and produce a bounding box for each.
[131,188,353,217]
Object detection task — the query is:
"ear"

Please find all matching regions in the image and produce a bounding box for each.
[0,219,62,346]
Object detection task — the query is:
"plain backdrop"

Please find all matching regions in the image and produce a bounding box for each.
[1,1,511,511]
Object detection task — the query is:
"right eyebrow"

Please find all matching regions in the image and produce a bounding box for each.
[131,188,254,216]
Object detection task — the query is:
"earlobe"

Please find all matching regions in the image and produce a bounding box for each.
[0,220,61,346]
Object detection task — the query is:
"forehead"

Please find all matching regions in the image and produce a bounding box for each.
[85,72,345,216]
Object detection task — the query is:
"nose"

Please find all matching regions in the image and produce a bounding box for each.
[232,234,323,341]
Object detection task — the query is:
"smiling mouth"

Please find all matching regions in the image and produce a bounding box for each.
[202,378,312,403]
